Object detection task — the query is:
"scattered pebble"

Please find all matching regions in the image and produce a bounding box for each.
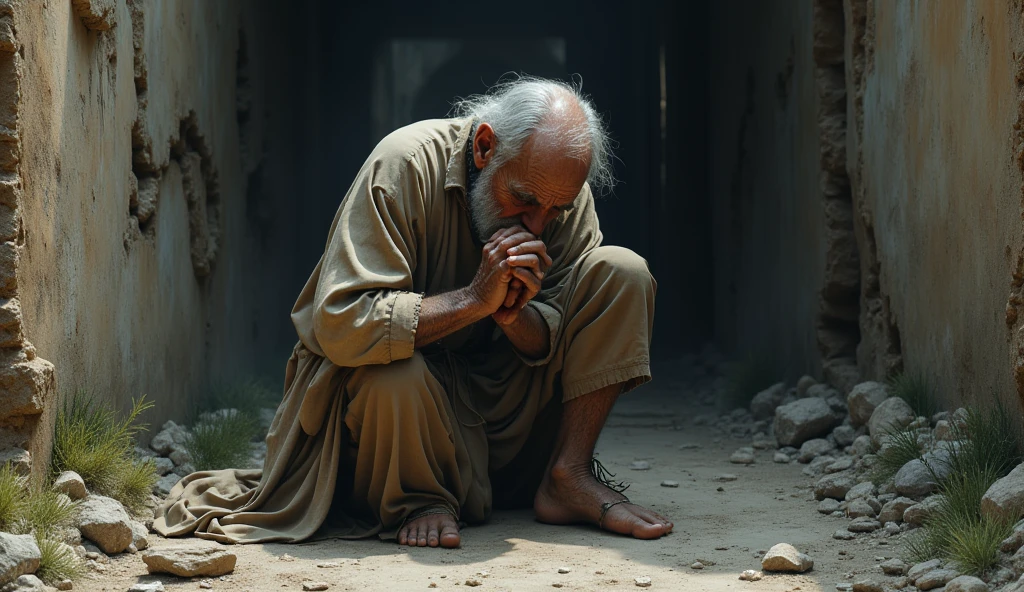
[316,562,341,568]
[739,570,763,581]
[690,561,704,570]
[716,487,725,492]
[199,581,213,589]
[465,579,482,587]
[634,576,652,587]
[714,474,738,482]
[715,546,728,551]
[661,480,679,488]
[679,443,701,450]
[836,584,852,592]
[630,461,651,470]
[558,567,571,574]
[429,584,437,589]
[302,584,329,592]
[279,554,295,562]
[730,448,755,464]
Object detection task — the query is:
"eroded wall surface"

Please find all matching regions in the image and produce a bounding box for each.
[9,0,288,471]
[850,0,1024,408]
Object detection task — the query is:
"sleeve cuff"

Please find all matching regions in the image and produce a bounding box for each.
[513,300,561,366]
[387,291,423,362]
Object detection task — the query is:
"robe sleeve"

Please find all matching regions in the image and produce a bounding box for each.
[309,157,426,368]
[512,182,603,366]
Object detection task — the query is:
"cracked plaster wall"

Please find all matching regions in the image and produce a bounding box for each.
[11,0,291,473]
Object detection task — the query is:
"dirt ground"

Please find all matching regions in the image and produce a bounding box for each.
[75,372,897,592]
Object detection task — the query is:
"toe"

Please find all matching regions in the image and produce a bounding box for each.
[427,523,440,547]
[440,525,461,549]
[417,528,428,547]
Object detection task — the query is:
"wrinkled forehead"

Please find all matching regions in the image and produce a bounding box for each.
[508,137,589,206]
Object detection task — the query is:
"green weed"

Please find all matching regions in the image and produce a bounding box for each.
[869,426,923,485]
[888,372,938,418]
[35,535,84,585]
[184,410,259,471]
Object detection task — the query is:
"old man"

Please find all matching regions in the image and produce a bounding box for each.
[155,77,671,548]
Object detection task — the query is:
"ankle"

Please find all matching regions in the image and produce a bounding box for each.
[548,459,593,485]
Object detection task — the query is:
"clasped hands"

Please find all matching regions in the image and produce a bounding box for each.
[468,226,552,326]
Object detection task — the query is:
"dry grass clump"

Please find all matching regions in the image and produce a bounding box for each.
[888,372,938,419]
[870,426,923,485]
[902,404,1023,575]
[51,392,157,514]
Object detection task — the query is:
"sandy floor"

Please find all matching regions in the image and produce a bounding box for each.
[75,373,898,592]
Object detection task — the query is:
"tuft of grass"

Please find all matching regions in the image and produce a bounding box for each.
[869,426,923,485]
[105,457,157,515]
[921,464,1013,575]
[0,463,26,531]
[184,410,259,471]
[21,490,77,538]
[944,404,1023,478]
[902,529,941,564]
[51,392,157,515]
[721,356,778,409]
[888,372,938,418]
[35,535,84,585]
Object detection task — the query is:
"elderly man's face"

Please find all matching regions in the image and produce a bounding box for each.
[468,123,589,242]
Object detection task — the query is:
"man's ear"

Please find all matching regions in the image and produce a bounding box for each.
[473,123,496,169]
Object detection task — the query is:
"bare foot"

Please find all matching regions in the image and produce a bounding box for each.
[397,511,461,548]
[534,464,673,539]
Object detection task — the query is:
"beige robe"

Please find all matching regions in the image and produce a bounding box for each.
[154,117,656,543]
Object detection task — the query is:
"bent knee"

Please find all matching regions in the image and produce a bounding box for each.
[347,353,437,403]
[578,246,655,289]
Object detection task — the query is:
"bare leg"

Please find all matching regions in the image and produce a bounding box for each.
[397,513,460,548]
[533,383,674,539]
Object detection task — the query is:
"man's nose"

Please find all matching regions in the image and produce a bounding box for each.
[521,210,545,236]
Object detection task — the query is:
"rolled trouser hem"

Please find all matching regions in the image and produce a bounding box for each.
[562,358,651,402]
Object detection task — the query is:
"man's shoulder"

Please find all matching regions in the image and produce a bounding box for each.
[368,118,464,166]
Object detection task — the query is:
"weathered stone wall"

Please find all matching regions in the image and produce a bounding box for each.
[713,0,1024,410]
[710,0,829,382]
[848,0,1024,409]
[5,0,290,475]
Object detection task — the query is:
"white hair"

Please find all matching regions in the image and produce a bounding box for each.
[452,76,617,196]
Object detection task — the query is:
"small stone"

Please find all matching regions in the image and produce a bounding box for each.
[798,439,834,463]
[465,579,482,587]
[739,570,763,581]
[661,480,679,488]
[833,529,854,540]
[847,499,879,519]
[131,520,150,551]
[906,559,942,581]
[429,585,437,589]
[634,576,652,587]
[882,521,900,535]
[199,581,213,590]
[818,499,841,514]
[154,474,180,497]
[796,376,817,397]
[56,580,73,591]
[847,382,890,427]
[833,425,858,447]
[75,495,134,554]
[836,584,852,592]
[142,544,237,577]
[128,580,165,591]
[690,561,703,570]
[730,448,755,464]
[847,517,881,532]
[316,562,341,568]
[826,458,854,473]
[881,558,908,576]
[773,452,790,463]
[630,461,651,470]
[867,398,915,444]
[774,398,842,447]
[714,474,738,482]
[0,533,41,584]
[815,471,858,500]
[761,543,814,573]
[852,435,874,457]
[845,482,878,501]
[153,457,175,476]
[915,568,958,590]
[851,580,885,592]
[878,497,915,523]
[904,495,944,525]
[558,567,571,574]
[944,575,989,592]
[53,471,88,500]
[982,463,1024,523]
[302,584,329,592]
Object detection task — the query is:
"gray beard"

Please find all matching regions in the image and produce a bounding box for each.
[467,162,519,244]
